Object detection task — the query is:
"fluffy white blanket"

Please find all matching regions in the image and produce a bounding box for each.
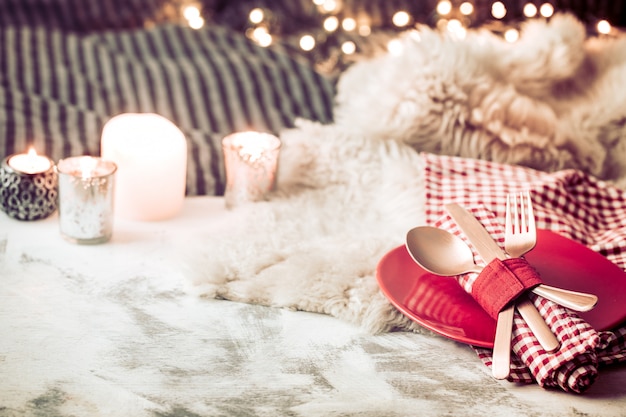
[185,14,626,333]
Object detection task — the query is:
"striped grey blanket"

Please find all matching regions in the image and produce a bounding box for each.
[0,3,335,195]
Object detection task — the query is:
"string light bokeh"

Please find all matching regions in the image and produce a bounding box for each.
[177,0,624,74]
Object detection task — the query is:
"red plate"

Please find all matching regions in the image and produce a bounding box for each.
[377,229,626,348]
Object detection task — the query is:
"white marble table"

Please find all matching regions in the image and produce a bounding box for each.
[1,196,626,416]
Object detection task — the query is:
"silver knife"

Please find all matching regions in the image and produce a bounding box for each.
[445,203,560,354]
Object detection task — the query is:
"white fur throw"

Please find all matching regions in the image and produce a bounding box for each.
[336,13,626,187]
[184,14,626,333]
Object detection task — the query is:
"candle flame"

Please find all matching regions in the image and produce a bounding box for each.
[228,132,280,164]
[27,147,37,157]
[80,157,98,179]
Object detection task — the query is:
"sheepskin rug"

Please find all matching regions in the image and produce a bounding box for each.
[184,14,626,333]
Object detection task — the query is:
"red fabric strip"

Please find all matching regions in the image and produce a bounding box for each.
[471,258,543,319]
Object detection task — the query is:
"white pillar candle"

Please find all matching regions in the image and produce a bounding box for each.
[100,113,187,221]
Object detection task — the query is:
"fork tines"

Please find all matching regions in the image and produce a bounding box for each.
[506,191,534,234]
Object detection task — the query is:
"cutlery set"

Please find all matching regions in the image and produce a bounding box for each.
[405,191,599,380]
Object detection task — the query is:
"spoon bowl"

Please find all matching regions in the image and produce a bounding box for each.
[405,226,481,276]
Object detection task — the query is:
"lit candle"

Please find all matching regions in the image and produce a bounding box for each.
[7,147,52,174]
[222,132,281,209]
[100,113,187,221]
[0,148,57,221]
[57,156,117,244]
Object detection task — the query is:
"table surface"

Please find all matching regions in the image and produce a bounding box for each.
[1,196,626,417]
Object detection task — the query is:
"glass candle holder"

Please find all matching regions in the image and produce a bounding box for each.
[0,153,58,221]
[222,132,281,209]
[57,156,117,244]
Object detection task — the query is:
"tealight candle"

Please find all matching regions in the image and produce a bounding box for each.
[57,156,117,244]
[100,113,187,221]
[222,132,281,209]
[0,148,58,221]
[8,148,52,174]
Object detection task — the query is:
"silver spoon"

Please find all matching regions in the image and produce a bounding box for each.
[405,226,598,312]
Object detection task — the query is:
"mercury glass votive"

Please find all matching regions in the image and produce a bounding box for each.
[0,152,58,221]
[57,156,117,244]
[222,132,281,209]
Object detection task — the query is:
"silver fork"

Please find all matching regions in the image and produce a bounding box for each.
[505,192,535,257]
[505,192,598,312]
[505,191,560,352]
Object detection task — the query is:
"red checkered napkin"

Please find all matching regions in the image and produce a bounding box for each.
[422,152,626,393]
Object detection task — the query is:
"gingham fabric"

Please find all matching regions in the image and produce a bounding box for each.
[422,152,626,393]
[423,153,626,269]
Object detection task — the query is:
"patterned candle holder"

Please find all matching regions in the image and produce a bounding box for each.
[0,154,58,221]
[57,156,117,244]
[222,132,281,209]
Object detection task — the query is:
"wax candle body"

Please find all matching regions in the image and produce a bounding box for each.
[101,113,187,221]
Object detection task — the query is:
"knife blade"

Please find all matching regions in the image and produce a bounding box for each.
[445,203,560,353]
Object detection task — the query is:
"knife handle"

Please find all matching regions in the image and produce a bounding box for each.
[492,304,514,380]
[516,297,560,352]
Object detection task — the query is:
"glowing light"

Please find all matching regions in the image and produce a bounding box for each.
[358,25,371,36]
[188,16,204,29]
[324,16,339,32]
[387,38,404,56]
[299,34,316,51]
[79,156,98,179]
[437,1,452,15]
[597,19,612,35]
[251,27,272,47]
[539,3,554,18]
[492,2,506,19]
[436,18,449,32]
[249,8,264,24]
[504,28,519,42]
[447,19,466,39]
[312,0,325,5]
[341,41,356,55]
[322,0,338,13]
[408,30,421,42]
[459,2,474,15]
[8,147,51,174]
[183,5,200,20]
[447,19,462,32]
[182,4,204,29]
[342,17,357,31]
[392,11,411,27]
[523,3,537,17]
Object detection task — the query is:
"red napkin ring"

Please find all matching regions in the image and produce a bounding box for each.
[471,258,543,320]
